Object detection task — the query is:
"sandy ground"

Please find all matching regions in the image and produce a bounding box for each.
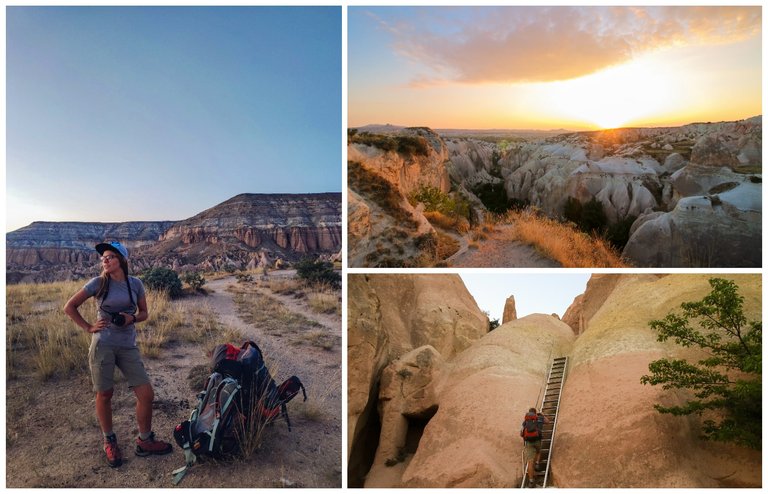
[6,274,341,488]
[448,225,560,267]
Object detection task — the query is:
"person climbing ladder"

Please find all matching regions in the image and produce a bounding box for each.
[521,407,550,487]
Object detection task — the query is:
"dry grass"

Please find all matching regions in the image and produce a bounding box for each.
[268,277,303,296]
[505,209,629,268]
[424,210,470,234]
[7,281,90,381]
[6,280,241,379]
[293,368,340,423]
[306,286,341,316]
[230,286,339,351]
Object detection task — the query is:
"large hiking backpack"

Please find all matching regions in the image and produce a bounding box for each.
[171,341,307,485]
[521,412,541,442]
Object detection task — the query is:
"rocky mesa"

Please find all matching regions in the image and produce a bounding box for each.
[6,192,342,283]
[347,273,761,487]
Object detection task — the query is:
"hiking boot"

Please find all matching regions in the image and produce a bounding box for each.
[135,432,173,457]
[104,434,123,468]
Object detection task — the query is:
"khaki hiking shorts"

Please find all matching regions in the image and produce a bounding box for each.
[89,342,150,392]
[523,440,542,464]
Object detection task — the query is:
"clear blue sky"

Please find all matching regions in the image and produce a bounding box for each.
[6,6,341,232]
[460,273,591,322]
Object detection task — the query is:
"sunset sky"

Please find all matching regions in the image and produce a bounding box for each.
[349,6,761,130]
[7,7,340,232]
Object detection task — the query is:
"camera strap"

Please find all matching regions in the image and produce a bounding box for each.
[99,275,136,315]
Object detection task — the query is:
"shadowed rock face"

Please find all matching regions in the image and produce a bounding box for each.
[6,193,341,283]
[348,273,762,488]
[347,274,489,487]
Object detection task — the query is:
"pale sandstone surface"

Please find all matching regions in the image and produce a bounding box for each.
[347,274,488,484]
[364,314,575,487]
[556,274,762,487]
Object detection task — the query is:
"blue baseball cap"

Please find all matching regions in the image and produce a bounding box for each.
[95,241,129,259]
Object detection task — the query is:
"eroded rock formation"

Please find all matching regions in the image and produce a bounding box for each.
[348,273,762,487]
[6,193,341,282]
[347,274,489,486]
[350,117,761,267]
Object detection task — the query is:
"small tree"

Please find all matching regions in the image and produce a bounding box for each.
[140,267,183,299]
[183,272,206,292]
[640,278,761,449]
[580,197,607,233]
[295,258,341,289]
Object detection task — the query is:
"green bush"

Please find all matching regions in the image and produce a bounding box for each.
[580,197,608,233]
[563,197,583,225]
[472,182,523,214]
[295,258,341,289]
[140,267,183,299]
[411,186,470,219]
[605,215,637,251]
[182,272,206,292]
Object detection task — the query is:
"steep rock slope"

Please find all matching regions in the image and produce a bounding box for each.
[347,128,451,267]
[347,274,488,486]
[556,274,761,487]
[368,314,575,488]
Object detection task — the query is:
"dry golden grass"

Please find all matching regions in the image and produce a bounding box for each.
[7,281,90,381]
[424,210,470,234]
[268,277,303,296]
[6,280,241,379]
[230,284,339,351]
[293,368,340,422]
[306,286,341,316]
[506,209,629,268]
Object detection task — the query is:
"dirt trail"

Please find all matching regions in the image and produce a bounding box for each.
[6,274,341,488]
[448,224,560,267]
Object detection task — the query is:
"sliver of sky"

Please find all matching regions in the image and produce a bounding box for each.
[460,273,591,322]
[7,7,341,232]
[349,6,761,130]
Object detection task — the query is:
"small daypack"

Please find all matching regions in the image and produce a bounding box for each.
[521,412,541,442]
[171,341,307,485]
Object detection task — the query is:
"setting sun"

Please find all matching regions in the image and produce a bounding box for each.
[543,56,673,129]
[349,6,761,130]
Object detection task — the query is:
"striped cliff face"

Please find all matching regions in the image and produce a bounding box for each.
[6,193,342,283]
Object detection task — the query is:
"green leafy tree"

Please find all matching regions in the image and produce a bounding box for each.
[640,278,761,449]
[139,267,183,299]
[182,272,206,292]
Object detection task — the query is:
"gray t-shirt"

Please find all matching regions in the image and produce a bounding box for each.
[84,276,145,347]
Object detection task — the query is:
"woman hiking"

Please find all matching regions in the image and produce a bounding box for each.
[64,241,172,468]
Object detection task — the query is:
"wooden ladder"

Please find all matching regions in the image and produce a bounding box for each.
[521,356,568,488]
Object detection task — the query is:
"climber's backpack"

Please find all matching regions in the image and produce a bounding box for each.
[171,340,307,485]
[521,412,541,442]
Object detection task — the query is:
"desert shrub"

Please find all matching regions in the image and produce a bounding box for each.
[604,215,637,251]
[295,258,341,289]
[349,131,430,157]
[139,267,183,299]
[562,196,583,225]
[411,185,471,226]
[182,272,206,292]
[236,273,254,283]
[580,197,608,233]
[472,182,523,214]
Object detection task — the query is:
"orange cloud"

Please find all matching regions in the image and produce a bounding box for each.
[375,6,761,86]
